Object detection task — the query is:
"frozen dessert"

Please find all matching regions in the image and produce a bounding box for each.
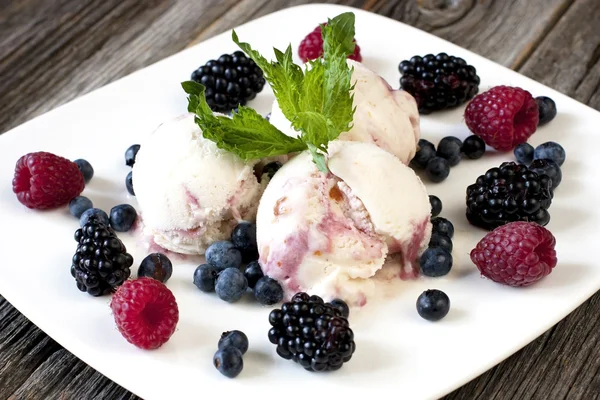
[269,60,421,164]
[133,114,265,255]
[256,140,432,306]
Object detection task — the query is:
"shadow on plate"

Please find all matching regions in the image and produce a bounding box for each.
[239,349,275,379]
[547,205,587,233]
[344,339,395,376]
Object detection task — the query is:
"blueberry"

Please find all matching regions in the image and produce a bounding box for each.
[125,144,141,167]
[69,196,93,218]
[193,263,220,292]
[514,143,534,165]
[109,204,137,232]
[436,137,462,166]
[231,222,258,262]
[215,268,248,303]
[218,330,249,354]
[411,139,436,169]
[431,217,454,238]
[253,276,284,305]
[265,112,271,121]
[420,247,453,277]
[530,159,562,189]
[213,347,244,378]
[73,159,94,183]
[126,171,134,195]
[462,135,486,159]
[206,241,242,270]
[138,253,172,283]
[425,157,450,183]
[429,195,442,218]
[244,261,264,289]
[429,232,453,252]
[79,208,109,227]
[417,289,450,321]
[262,161,282,180]
[329,298,350,318]
[534,141,565,166]
[536,96,557,126]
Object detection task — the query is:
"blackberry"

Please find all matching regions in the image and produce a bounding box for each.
[466,161,554,230]
[399,53,480,114]
[267,292,356,372]
[71,219,133,296]
[191,51,266,113]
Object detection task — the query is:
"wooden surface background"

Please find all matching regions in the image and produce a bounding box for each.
[1,0,600,399]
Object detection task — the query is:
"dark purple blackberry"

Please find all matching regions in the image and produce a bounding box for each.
[267,292,356,372]
[71,219,133,296]
[399,53,480,114]
[191,51,266,113]
[466,162,554,230]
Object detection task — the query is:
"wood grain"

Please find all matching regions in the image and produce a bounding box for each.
[1,0,599,399]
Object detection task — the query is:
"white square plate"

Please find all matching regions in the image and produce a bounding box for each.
[1,4,599,400]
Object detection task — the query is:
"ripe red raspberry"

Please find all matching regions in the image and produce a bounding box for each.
[12,152,85,209]
[470,222,557,287]
[110,277,179,350]
[464,86,539,151]
[298,24,362,63]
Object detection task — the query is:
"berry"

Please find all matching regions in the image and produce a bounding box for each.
[410,139,436,169]
[425,157,450,183]
[431,217,454,238]
[254,276,284,305]
[206,241,242,270]
[231,222,258,262]
[74,159,94,183]
[125,171,134,195]
[534,141,565,166]
[436,137,462,166]
[110,277,179,349]
[190,51,266,113]
[429,232,453,252]
[244,261,264,289]
[399,53,480,114]
[193,263,219,292]
[218,330,249,355]
[268,292,356,371]
[429,195,442,218]
[329,299,350,318]
[69,196,93,219]
[12,152,85,209]
[514,143,534,165]
[213,347,243,378]
[529,159,562,189]
[138,253,173,283]
[215,268,248,303]
[262,161,282,179]
[109,204,137,232]
[416,289,450,321]
[470,221,557,287]
[265,112,271,121]
[125,144,141,167]
[298,24,362,63]
[466,162,554,230]
[536,96,557,126]
[79,207,109,227]
[462,135,486,159]
[71,219,133,296]
[465,86,539,151]
[420,247,453,277]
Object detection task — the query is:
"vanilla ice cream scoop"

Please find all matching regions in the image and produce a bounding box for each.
[133,114,265,255]
[256,141,431,306]
[269,60,421,164]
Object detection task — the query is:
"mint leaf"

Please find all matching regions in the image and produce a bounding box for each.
[307,143,328,172]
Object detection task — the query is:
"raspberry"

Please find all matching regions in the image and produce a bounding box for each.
[12,152,84,209]
[464,86,539,151]
[470,222,557,287]
[298,25,362,63]
[110,277,179,349]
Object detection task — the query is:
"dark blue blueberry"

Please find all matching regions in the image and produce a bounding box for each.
[253,276,283,305]
[431,217,454,238]
[536,96,557,126]
[215,268,248,302]
[533,141,565,166]
[213,347,244,378]
[530,159,562,189]
[429,195,442,218]
[244,261,264,289]
[265,112,271,121]
[126,171,134,195]
[420,247,453,277]
[514,143,534,165]
[109,204,137,232]
[417,289,450,321]
[462,135,486,159]
[69,196,93,218]
[262,161,282,180]
[411,139,436,169]
[79,208,109,227]
[206,241,242,270]
[138,253,172,283]
[193,263,220,292]
[436,137,463,166]
[329,299,350,318]
[74,159,94,183]
[218,330,249,354]
[429,232,453,252]
[125,144,141,167]
[231,222,258,262]
[425,157,450,183]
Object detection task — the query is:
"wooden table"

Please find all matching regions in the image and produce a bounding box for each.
[1,0,599,399]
